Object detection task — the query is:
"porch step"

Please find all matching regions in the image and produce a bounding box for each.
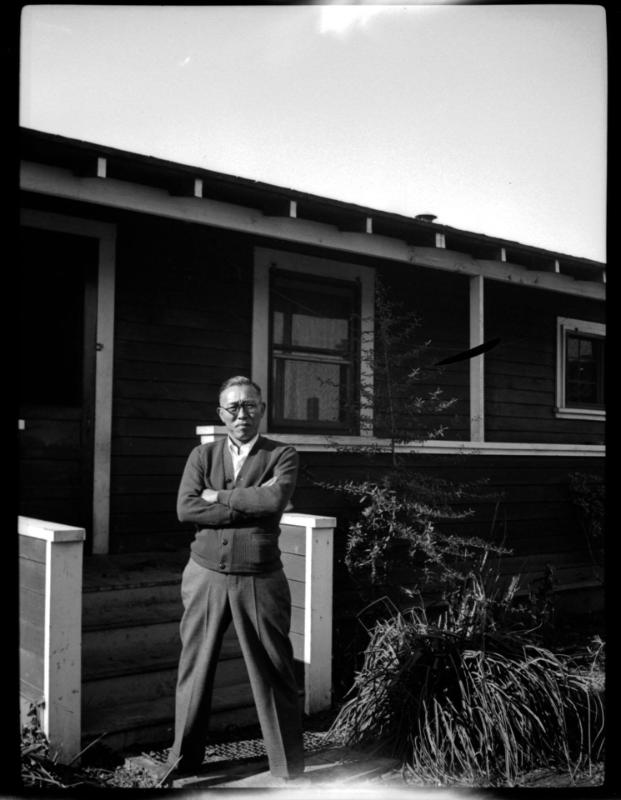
[81,553,260,751]
[82,551,188,591]
[83,651,250,710]
[82,617,244,678]
[82,691,262,753]
[83,583,182,630]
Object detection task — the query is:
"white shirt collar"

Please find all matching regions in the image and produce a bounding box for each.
[227,433,259,456]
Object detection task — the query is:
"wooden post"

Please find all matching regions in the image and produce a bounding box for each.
[469,275,485,442]
[19,517,85,764]
[281,513,335,714]
[197,425,228,444]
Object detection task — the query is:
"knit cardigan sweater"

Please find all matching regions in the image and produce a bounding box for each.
[177,436,299,573]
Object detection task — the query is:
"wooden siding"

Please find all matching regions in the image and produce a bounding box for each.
[20,194,604,556]
[292,449,604,697]
[293,450,603,561]
[108,225,471,551]
[110,219,255,552]
[484,282,605,444]
[372,264,471,440]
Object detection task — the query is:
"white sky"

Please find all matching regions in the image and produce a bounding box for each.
[20,4,607,262]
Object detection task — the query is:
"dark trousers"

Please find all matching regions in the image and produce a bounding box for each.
[169,558,305,777]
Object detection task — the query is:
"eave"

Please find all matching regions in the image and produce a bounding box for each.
[20,127,606,297]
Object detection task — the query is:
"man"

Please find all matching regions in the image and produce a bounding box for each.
[145,376,305,785]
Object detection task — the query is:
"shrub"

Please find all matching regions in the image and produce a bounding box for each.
[568,472,604,582]
[321,474,507,610]
[328,572,605,786]
[568,472,604,545]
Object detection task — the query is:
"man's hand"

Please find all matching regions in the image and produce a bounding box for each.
[201,488,219,504]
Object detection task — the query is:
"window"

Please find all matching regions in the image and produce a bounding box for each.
[269,271,359,431]
[253,247,375,438]
[556,317,605,419]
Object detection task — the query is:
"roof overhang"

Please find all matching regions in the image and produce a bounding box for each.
[20,128,606,299]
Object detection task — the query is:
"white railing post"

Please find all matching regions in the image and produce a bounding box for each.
[281,513,335,714]
[197,425,228,444]
[19,517,85,764]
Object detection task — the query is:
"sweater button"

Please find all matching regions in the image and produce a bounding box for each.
[219,562,225,570]
[222,539,228,546]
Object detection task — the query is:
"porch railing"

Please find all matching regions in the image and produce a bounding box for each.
[18,509,334,757]
[280,512,335,714]
[19,516,85,764]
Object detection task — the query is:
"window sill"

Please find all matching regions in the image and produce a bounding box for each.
[554,408,605,421]
[195,426,605,457]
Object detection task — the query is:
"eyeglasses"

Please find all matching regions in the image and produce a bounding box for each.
[219,402,261,417]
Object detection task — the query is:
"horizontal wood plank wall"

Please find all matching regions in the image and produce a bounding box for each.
[484,282,605,444]
[23,196,604,554]
[375,265,471,440]
[108,216,473,552]
[293,450,604,560]
[291,450,604,697]
[18,407,84,526]
[111,219,255,552]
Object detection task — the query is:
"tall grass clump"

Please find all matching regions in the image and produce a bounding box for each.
[328,571,604,786]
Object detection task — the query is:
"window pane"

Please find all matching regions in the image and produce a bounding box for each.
[567,337,580,360]
[275,359,343,422]
[291,313,349,350]
[565,333,604,406]
[272,281,352,351]
[273,310,284,345]
[578,339,593,360]
[567,380,596,404]
[270,272,358,431]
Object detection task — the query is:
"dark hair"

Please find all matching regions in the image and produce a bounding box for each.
[218,376,262,399]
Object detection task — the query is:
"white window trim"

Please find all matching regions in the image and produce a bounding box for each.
[252,247,375,436]
[469,275,485,442]
[556,316,605,421]
[197,426,604,457]
[20,209,117,554]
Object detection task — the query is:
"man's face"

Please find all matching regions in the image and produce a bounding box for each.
[217,384,265,444]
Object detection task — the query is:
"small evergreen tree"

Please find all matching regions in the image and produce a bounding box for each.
[319,276,507,610]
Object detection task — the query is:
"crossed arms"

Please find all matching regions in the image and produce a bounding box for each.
[177,444,299,528]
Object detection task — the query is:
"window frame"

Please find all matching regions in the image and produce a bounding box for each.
[269,269,360,433]
[252,247,375,437]
[555,316,605,420]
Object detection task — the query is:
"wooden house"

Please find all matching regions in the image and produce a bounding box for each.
[18,128,605,759]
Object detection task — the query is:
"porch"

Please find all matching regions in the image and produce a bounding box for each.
[19,512,335,762]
